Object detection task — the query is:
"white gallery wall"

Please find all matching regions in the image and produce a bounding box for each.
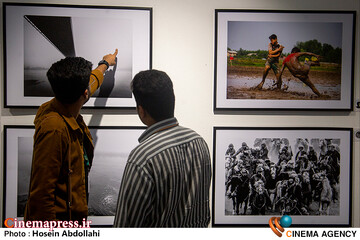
[0,0,359,226]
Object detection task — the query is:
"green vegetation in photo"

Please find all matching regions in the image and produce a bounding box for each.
[227,39,341,72]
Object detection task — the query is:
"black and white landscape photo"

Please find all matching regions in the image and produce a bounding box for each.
[5,126,143,226]
[23,15,133,99]
[87,128,143,220]
[5,4,151,107]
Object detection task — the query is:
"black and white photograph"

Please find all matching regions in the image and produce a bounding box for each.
[214,10,355,110]
[4,126,144,226]
[17,137,33,217]
[4,3,152,108]
[212,127,352,226]
[87,127,145,225]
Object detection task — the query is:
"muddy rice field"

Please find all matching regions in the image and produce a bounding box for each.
[227,65,341,100]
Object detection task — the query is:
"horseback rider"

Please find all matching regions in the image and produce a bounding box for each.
[232,142,250,158]
[248,167,271,211]
[308,145,319,167]
[295,145,308,173]
[299,155,315,174]
[325,144,340,182]
[225,143,236,176]
[295,145,307,162]
[324,144,340,202]
[259,143,269,160]
[226,159,243,187]
[278,145,292,166]
[284,173,308,215]
[226,167,250,215]
[232,142,254,173]
[226,143,236,157]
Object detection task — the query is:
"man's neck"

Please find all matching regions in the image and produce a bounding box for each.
[146,118,158,128]
[56,99,82,119]
[67,104,82,119]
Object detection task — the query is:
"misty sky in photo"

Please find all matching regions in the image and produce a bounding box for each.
[24,15,133,98]
[24,16,132,69]
[228,21,343,54]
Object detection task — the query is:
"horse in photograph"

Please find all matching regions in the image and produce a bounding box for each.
[313,171,333,215]
[277,189,303,215]
[266,165,278,205]
[325,152,340,202]
[281,197,303,215]
[301,171,312,208]
[319,175,333,215]
[226,171,250,215]
[250,180,270,215]
[272,179,288,212]
[225,156,235,181]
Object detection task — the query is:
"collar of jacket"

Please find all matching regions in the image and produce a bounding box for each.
[138,117,179,143]
[50,98,83,131]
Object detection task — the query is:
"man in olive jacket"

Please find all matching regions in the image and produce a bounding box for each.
[24,49,117,223]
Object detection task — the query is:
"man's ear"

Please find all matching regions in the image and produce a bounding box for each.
[83,89,89,98]
[137,105,146,119]
[82,88,90,104]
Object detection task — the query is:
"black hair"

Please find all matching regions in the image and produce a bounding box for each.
[291,47,301,53]
[131,70,175,122]
[269,34,277,40]
[47,57,92,104]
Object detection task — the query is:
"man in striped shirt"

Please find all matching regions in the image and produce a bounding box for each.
[114,70,212,227]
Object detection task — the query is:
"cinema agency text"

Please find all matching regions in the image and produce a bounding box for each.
[286,230,357,238]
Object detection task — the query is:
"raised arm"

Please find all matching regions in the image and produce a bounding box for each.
[89,49,118,96]
[268,44,284,55]
[296,52,320,59]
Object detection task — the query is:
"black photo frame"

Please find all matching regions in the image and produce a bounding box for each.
[212,127,352,227]
[214,10,356,111]
[3,2,152,108]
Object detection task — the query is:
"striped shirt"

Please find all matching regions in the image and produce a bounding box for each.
[114,118,212,227]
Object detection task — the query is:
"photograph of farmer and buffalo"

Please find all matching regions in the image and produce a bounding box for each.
[215,11,354,110]
[227,21,343,100]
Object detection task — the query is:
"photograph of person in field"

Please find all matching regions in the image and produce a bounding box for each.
[227,21,342,100]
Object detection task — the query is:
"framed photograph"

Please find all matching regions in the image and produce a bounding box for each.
[3,125,145,226]
[3,3,152,108]
[212,127,352,227]
[214,10,355,111]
